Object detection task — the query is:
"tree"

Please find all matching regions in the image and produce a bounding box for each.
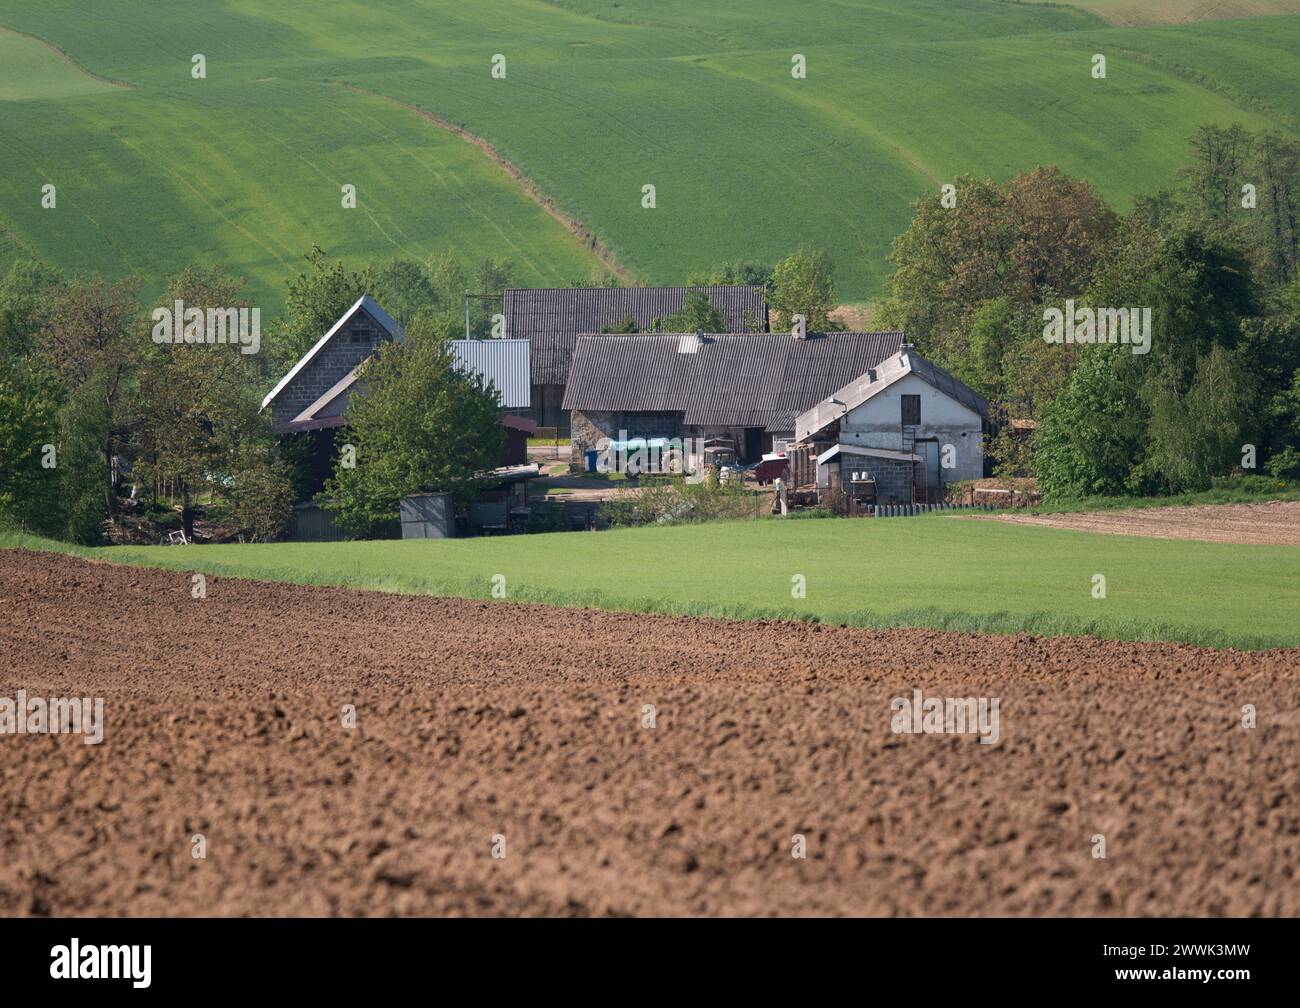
[132,267,291,539]
[1246,130,1300,288]
[1088,222,1257,393]
[38,275,142,539]
[656,289,724,332]
[1034,221,1262,498]
[0,259,62,359]
[877,167,1114,375]
[267,247,374,377]
[371,258,439,329]
[1032,348,1147,498]
[687,261,773,288]
[322,318,504,537]
[1144,344,1256,493]
[469,257,512,338]
[0,356,63,534]
[216,439,296,541]
[1179,123,1252,233]
[1263,369,1300,480]
[769,247,838,331]
[600,316,638,334]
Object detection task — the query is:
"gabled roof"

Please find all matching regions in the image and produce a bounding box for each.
[562,331,904,432]
[795,347,989,443]
[506,285,768,385]
[261,294,400,412]
[271,339,531,433]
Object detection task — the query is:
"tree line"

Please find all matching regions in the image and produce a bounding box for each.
[876,125,1300,496]
[0,242,845,544]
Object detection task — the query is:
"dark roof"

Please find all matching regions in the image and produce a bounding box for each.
[794,346,989,442]
[505,286,768,385]
[562,331,905,432]
[908,353,990,417]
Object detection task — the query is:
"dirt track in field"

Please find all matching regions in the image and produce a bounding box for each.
[973,499,1300,545]
[2,549,1298,917]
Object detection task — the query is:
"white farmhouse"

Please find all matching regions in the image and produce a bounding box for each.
[794,344,988,504]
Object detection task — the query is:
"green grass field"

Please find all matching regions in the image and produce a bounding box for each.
[6,514,1298,649]
[1,1,1297,310]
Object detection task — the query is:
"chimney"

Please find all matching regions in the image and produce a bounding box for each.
[677,330,703,354]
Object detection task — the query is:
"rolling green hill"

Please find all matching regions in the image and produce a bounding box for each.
[0,1,1297,311]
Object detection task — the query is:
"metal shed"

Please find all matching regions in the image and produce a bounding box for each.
[399,493,456,539]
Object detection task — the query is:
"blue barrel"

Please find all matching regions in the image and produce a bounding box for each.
[586,449,598,473]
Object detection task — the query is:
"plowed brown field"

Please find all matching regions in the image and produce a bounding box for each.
[974,499,1300,545]
[2,549,1298,917]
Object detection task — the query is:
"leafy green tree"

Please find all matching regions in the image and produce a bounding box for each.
[0,356,63,534]
[428,253,467,308]
[1035,221,1261,497]
[769,247,838,331]
[216,439,296,541]
[371,258,439,329]
[1264,369,1300,480]
[132,267,292,539]
[1179,123,1253,233]
[469,256,512,338]
[657,289,724,332]
[1144,344,1256,493]
[322,318,504,537]
[38,275,142,540]
[1246,130,1300,288]
[600,315,638,334]
[0,260,62,359]
[687,261,773,288]
[1088,222,1256,392]
[1032,348,1147,498]
[57,375,116,544]
[267,247,374,376]
[877,167,1114,377]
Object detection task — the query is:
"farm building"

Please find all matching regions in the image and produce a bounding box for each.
[504,285,768,428]
[562,330,905,467]
[261,294,536,502]
[793,344,989,504]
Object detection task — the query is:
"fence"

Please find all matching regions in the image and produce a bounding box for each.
[874,502,994,517]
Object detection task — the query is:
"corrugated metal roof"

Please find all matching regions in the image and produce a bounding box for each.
[505,286,767,385]
[450,339,530,409]
[563,331,904,432]
[795,348,990,443]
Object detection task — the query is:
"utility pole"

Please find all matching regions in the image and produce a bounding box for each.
[463,290,471,339]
